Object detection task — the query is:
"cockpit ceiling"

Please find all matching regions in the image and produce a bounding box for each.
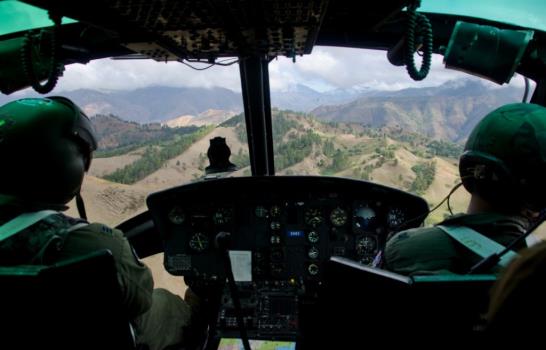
[23,0,409,60]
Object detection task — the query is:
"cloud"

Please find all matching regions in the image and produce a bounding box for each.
[56,58,241,92]
[52,46,523,93]
[268,47,481,91]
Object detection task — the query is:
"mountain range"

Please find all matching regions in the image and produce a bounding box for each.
[311,80,522,141]
[270,83,367,111]
[0,86,244,123]
[0,79,524,141]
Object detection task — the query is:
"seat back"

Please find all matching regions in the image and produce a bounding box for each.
[308,257,495,347]
[0,250,135,350]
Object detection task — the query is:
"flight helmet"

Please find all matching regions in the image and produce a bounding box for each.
[0,96,97,206]
[460,103,546,212]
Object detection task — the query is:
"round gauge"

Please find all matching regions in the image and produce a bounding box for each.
[270,221,281,230]
[356,235,377,255]
[305,208,323,227]
[353,204,377,230]
[255,206,268,218]
[270,235,281,245]
[270,205,281,218]
[387,207,406,228]
[308,247,319,260]
[330,207,348,227]
[212,208,232,225]
[189,232,209,252]
[308,231,320,243]
[168,206,185,225]
[308,263,319,276]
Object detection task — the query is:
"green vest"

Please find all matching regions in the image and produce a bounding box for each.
[0,211,86,265]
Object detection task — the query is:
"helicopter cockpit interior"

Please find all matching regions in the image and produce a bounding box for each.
[2,0,546,349]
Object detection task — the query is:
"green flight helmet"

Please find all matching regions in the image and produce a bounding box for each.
[459,103,546,212]
[0,96,97,207]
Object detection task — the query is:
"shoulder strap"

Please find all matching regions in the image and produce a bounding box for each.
[0,210,58,243]
[437,225,519,268]
[66,222,89,233]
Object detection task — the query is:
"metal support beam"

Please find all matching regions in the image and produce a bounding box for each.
[239,55,275,176]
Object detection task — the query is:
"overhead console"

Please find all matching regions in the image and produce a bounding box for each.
[147,176,428,342]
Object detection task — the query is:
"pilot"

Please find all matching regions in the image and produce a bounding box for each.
[384,103,546,275]
[0,97,193,350]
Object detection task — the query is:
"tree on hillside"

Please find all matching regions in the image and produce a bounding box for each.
[324,149,349,174]
[274,131,321,170]
[409,161,436,195]
[323,139,335,157]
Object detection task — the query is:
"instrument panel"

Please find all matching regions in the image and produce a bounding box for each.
[147,176,428,341]
[148,176,428,282]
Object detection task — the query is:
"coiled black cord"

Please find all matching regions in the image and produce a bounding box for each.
[405,6,433,81]
[21,12,63,94]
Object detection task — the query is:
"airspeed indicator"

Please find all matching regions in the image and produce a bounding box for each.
[189,233,209,252]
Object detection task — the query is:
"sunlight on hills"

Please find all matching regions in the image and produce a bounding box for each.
[89,150,144,177]
[67,175,147,226]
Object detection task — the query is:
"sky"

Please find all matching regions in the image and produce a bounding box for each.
[50,46,516,94]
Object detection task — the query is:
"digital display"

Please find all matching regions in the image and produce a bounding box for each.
[286,230,304,238]
[218,339,296,350]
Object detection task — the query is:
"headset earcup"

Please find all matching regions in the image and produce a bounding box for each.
[459,154,476,194]
[459,151,515,201]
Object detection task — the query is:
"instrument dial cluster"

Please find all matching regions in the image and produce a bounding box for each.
[164,201,410,272]
[150,177,428,286]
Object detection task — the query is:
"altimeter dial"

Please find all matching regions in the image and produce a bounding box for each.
[330,207,348,227]
[387,207,406,228]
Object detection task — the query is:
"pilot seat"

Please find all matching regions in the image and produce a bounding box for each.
[0,250,136,349]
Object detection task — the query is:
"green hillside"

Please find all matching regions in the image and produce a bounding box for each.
[93,114,200,157]
[94,109,469,223]
[100,124,214,184]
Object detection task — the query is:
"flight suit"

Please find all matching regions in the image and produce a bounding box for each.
[0,212,192,350]
[384,213,529,275]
